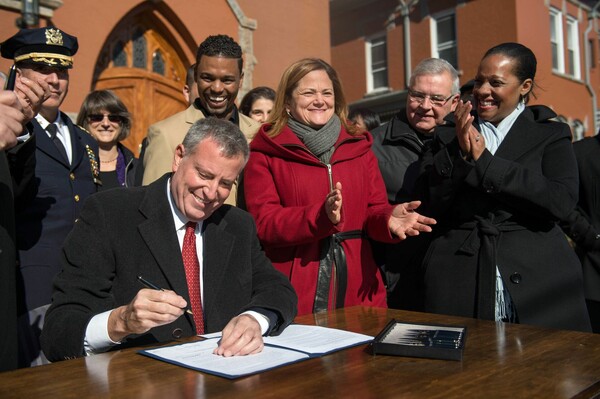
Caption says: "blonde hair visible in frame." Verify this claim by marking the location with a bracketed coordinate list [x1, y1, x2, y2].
[267, 58, 356, 137]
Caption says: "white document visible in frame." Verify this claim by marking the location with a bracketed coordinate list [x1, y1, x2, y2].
[141, 324, 373, 379]
[264, 324, 373, 355]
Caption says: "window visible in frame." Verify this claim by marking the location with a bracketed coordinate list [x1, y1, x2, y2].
[566, 16, 581, 79]
[132, 29, 147, 69]
[431, 12, 458, 68]
[366, 35, 388, 92]
[152, 50, 165, 75]
[112, 41, 127, 67]
[550, 7, 565, 73]
[572, 120, 585, 141]
[588, 39, 596, 69]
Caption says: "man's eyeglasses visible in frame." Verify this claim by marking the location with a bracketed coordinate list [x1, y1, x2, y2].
[88, 114, 123, 124]
[408, 89, 455, 107]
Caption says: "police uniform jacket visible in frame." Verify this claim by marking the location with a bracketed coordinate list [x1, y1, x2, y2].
[16, 114, 99, 313]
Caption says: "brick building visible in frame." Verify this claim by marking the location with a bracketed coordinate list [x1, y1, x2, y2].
[0, 0, 330, 153]
[331, 0, 600, 139]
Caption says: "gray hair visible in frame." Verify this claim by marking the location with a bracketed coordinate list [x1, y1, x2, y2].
[410, 58, 460, 95]
[182, 117, 249, 165]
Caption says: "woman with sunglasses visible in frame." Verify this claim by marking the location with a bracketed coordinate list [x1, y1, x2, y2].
[418, 43, 591, 332]
[77, 90, 138, 190]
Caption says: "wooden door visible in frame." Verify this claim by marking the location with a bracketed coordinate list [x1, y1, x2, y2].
[94, 23, 188, 156]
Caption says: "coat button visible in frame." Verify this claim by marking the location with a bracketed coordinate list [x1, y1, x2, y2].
[74, 194, 80, 202]
[510, 272, 522, 284]
[172, 328, 183, 339]
[69, 173, 75, 180]
[441, 167, 449, 175]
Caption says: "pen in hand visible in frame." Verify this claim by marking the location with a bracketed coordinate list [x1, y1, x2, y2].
[137, 275, 193, 315]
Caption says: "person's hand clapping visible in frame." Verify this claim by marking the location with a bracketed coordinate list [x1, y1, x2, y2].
[455, 100, 485, 161]
[0, 91, 26, 150]
[325, 182, 343, 225]
[388, 200, 436, 240]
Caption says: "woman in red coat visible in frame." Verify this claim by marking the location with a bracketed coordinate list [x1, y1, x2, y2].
[243, 58, 436, 315]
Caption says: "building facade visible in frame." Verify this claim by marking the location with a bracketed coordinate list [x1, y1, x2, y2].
[0, 0, 330, 153]
[331, 0, 600, 139]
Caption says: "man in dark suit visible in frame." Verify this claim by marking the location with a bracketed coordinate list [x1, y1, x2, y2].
[561, 134, 600, 333]
[1, 27, 100, 366]
[41, 118, 297, 361]
[0, 79, 50, 371]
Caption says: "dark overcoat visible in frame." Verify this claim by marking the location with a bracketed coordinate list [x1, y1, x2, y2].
[0, 134, 36, 371]
[419, 105, 591, 332]
[41, 174, 297, 362]
[561, 135, 600, 303]
[16, 115, 99, 313]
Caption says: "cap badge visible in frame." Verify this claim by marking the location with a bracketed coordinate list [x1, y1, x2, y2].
[45, 28, 64, 46]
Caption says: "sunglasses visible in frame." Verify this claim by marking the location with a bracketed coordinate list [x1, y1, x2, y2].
[88, 114, 123, 124]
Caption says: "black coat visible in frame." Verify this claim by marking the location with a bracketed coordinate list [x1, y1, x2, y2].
[561, 135, 600, 302]
[370, 113, 432, 310]
[0, 134, 36, 371]
[41, 174, 297, 362]
[419, 106, 591, 332]
[97, 143, 139, 191]
[370, 112, 431, 205]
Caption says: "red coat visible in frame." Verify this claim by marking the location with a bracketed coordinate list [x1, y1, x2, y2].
[244, 123, 396, 315]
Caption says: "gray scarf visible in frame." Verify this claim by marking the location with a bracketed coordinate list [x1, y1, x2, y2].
[287, 114, 341, 164]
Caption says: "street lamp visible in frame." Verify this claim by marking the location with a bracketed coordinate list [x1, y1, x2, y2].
[16, 0, 40, 29]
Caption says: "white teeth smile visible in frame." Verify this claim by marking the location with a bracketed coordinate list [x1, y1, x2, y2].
[480, 101, 496, 106]
[193, 194, 209, 204]
[210, 97, 225, 102]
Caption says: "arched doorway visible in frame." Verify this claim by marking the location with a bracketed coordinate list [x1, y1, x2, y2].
[92, 8, 193, 155]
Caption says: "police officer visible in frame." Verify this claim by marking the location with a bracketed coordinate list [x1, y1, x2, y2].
[1, 27, 100, 367]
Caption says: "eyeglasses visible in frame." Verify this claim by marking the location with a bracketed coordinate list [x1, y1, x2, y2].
[88, 114, 123, 124]
[408, 89, 455, 107]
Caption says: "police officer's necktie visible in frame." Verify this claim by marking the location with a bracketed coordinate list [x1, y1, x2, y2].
[46, 123, 69, 164]
[182, 222, 204, 334]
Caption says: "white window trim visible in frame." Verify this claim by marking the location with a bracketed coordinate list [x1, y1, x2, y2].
[550, 7, 565, 74]
[365, 34, 389, 94]
[566, 15, 581, 79]
[430, 10, 457, 67]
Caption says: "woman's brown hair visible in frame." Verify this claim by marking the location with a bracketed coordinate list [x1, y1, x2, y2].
[267, 58, 356, 137]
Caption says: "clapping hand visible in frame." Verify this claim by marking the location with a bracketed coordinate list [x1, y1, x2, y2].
[388, 201, 436, 240]
[455, 100, 485, 161]
[325, 182, 343, 225]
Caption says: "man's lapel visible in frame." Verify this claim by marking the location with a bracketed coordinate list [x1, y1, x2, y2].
[33, 119, 69, 166]
[63, 113, 86, 170]
[201, 211, 235, 311]
[138, 176, 190, 301]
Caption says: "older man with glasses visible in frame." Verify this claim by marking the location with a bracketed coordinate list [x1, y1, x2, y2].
[370, 58, 459, 311]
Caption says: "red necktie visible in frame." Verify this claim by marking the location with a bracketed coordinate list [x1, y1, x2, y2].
[182, 222, 204, 334]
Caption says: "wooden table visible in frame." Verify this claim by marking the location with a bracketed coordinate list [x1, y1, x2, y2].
[1, 306, 600, 398]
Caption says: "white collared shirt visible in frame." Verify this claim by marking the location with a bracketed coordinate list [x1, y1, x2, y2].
[36, 113, 73, 163]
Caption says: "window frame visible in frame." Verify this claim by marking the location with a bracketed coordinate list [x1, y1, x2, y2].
[550, 7, 565, 74]
[430, 10, 458, 69]
[566, 15, 581, 79]
[365, 33, 389, 93]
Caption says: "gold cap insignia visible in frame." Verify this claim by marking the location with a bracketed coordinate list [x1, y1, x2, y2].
[45, 28, 64, 46]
